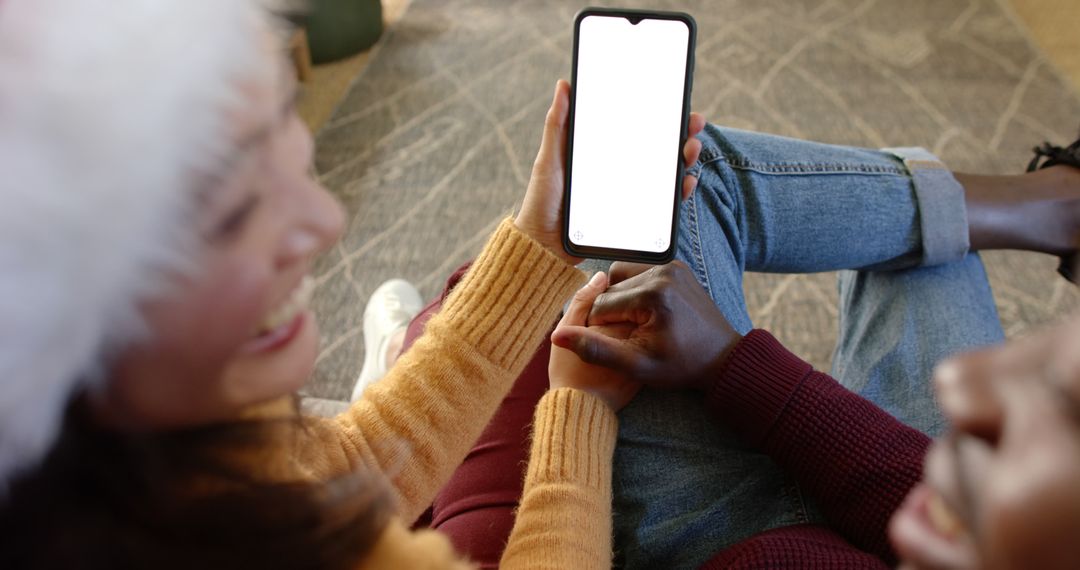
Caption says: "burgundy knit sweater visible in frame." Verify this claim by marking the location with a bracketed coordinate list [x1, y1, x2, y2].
[698, 330, 931, 569]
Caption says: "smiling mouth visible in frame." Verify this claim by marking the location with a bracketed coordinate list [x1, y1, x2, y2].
[892, 483, 977, 569]
[923, 437, 975, 541]
[891, 438, 979, 569]
[256, 276, 314, 337]
[926, 486, 966, 539]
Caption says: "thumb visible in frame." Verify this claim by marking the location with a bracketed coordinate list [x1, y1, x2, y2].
[551, 324, 645, 374]
[537, 80, 570, 162]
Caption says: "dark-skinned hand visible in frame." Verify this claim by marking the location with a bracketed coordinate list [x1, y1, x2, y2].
[551, 260, 743, 392]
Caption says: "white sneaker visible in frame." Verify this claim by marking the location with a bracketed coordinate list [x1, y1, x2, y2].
[352, 278, 423, 402]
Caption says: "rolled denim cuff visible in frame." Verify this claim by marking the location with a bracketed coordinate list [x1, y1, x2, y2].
[882, 147, 969, 267]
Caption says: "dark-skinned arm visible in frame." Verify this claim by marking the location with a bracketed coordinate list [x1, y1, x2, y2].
[707, 329, 929, 565]
[552, 261, 929, 565]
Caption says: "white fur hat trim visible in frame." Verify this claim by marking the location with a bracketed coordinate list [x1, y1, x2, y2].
[0, 0, 273, 490]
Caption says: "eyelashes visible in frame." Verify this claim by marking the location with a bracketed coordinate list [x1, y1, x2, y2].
[207, 90, 298, 242]
[214, 193, 261, 240]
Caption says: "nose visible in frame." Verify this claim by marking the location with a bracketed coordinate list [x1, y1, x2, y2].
[279, 178, 346, 265]
[933, 351, 1004, 445]
[275, 112, 347, 266]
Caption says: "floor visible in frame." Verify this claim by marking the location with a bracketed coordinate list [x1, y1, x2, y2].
[297, 0, 412, 131]
[299, 0, 1080, 133]
[296, 0, 1080, 410]
[1009, 0, 1080, 92]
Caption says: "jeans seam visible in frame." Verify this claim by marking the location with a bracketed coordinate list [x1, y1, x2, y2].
[728, 161, 907, 175]
[698, 146, 724, 166]
[687, 190, 712, 297]
[693, 153, 742, 294]
[790, 481, 813, 524]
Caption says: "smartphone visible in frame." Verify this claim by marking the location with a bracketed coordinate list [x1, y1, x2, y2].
[563, 8, 696, 263]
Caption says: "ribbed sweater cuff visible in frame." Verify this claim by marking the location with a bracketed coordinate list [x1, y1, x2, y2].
[436, 218, 586, 371]
[526, 388, 618, 490]
[707, 329, 813, 446]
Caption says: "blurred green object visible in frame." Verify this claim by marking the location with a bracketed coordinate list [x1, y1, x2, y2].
[307, 0, 383, 64]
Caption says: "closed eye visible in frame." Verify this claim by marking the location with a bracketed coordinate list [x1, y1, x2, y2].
[214, 193, 260, 240]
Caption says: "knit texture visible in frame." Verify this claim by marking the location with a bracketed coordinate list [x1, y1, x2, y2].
[699, 525, 887, 569]
[257, 218, 605, 569]
[501, 388, 619, 569]
[702, 330, 931, 568]
[302, 218, 583, 518]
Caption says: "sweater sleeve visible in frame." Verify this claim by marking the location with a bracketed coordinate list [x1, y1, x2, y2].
[500, 388, 618, 570]
[705, 330, 931, 565]
[295, 219, 587, 524]
[699, 525, 890, 569]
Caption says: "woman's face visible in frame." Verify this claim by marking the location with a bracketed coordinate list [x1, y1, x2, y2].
[891, 315, 1080, 569]
[99, 50, 345, 429]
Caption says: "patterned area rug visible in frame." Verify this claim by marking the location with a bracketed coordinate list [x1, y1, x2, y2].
[304, 0, 1080, 403]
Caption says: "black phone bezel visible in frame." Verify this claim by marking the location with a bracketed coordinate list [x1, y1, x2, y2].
[562, 7, 697, 264]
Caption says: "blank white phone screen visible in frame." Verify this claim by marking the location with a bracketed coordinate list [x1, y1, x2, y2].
[568, 15, 689, 253]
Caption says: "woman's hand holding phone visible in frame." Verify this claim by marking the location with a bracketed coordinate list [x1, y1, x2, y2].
[514, 79, 706, 265]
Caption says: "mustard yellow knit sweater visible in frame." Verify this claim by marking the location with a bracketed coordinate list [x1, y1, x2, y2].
[288, 219, 619, 569]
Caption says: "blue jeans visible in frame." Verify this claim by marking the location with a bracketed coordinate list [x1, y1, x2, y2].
[611, 126, 1006, 569]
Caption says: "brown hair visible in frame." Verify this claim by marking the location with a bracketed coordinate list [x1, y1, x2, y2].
[0, 396, 392, 569]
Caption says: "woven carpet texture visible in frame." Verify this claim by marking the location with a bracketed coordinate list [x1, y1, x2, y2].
[304, 0, 1080, 402]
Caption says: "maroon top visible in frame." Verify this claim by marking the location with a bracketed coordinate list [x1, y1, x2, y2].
[699, 330, 932, 569]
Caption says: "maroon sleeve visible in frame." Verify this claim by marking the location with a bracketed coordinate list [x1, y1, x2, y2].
[705, 330, 931, 565]
[699, 525, 889, 570]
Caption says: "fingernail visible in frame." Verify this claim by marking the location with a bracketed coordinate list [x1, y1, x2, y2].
[933, 360, 960, 387]
[588, 271, 605, 286]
